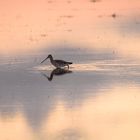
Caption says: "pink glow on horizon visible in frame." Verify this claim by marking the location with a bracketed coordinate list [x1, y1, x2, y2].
[0, 0, 140, 56]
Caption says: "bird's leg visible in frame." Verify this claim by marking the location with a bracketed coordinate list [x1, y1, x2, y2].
[67, 64, 69, 69]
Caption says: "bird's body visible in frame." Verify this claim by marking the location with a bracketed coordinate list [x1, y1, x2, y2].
[41, 54, 72, 69]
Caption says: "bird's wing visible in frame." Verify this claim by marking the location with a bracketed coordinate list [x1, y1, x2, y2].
[55, 60, 72, 64]
[55, 60, 67, 64]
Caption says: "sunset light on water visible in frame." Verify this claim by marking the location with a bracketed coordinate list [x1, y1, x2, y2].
[0, 0, 140, 140]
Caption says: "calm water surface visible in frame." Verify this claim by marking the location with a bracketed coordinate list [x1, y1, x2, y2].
[0, 0, 140, 140]
[0, 51, 140, 140]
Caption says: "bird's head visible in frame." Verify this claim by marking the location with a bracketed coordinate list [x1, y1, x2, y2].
[41, 54, 53, 64]
[47, 54, 52, 59]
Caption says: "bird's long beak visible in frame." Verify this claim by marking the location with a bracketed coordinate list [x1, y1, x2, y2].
[40, 56, 48, 64]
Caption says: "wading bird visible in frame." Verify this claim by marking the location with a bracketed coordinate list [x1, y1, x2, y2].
[41, 54, 73, 69]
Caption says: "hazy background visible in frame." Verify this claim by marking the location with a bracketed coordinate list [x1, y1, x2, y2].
[0, 0, 140, 56]
[0, 0, 140, 140]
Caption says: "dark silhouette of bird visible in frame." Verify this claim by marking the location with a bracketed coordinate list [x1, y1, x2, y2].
[41, 54, 73, 69]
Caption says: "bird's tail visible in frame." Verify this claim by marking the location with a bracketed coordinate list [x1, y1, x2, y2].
[67, 62, 73, 64]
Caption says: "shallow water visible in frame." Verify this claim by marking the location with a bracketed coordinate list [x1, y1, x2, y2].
[0, 0, 140, 140]
[0, 51, 140, 140]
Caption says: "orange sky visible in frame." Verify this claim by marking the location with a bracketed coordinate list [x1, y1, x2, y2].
[0, 0, 140, 56]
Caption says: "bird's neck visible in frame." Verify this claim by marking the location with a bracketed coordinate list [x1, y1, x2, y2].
[49, 56, 53, 63]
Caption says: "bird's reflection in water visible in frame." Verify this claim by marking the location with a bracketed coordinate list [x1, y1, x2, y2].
[41, 68, 72, 81]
